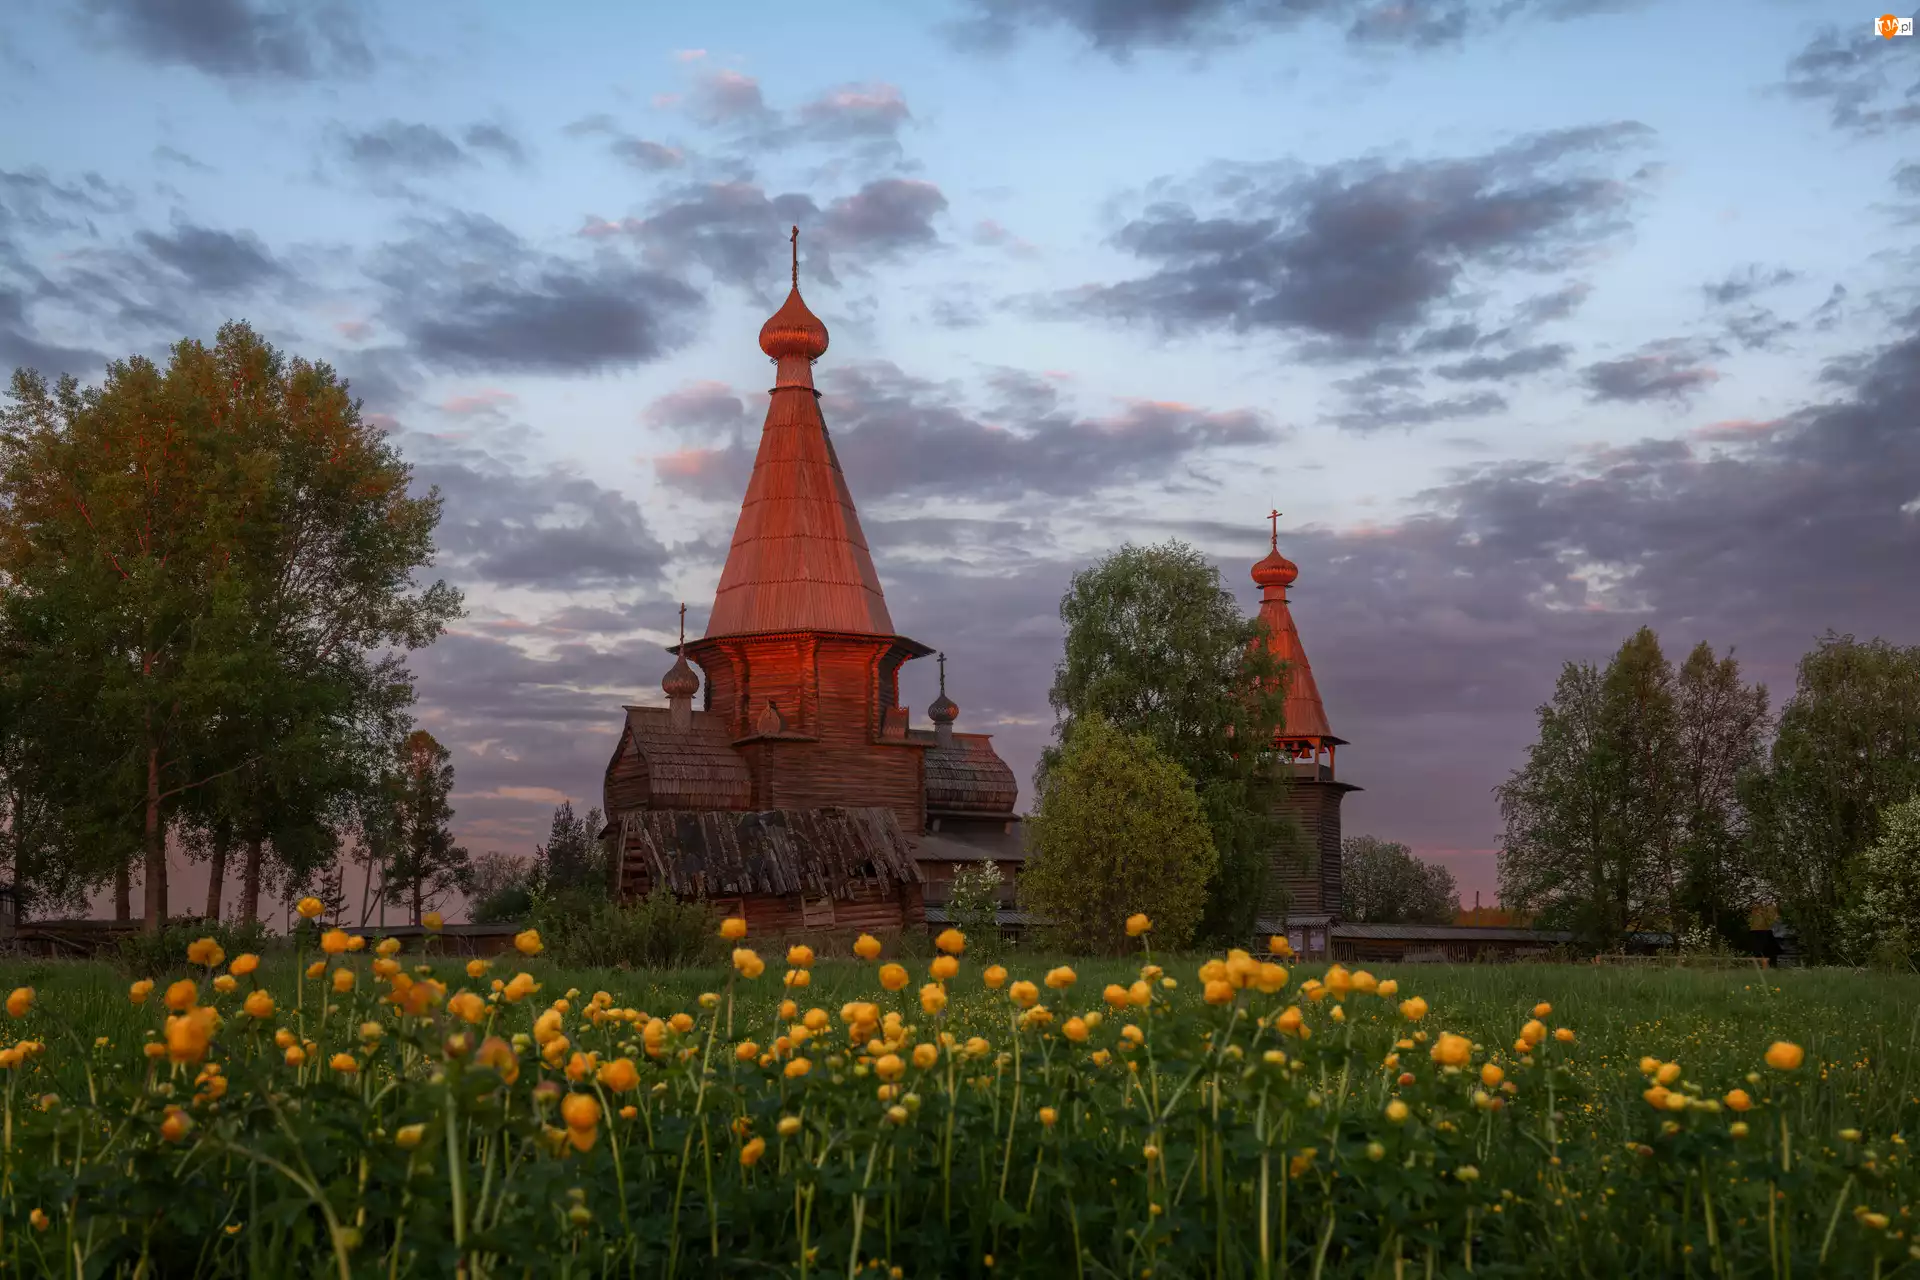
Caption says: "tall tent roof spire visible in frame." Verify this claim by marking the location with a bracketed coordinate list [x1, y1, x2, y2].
[1250, 512, 1335, 746]
[706, 228, 893, 639]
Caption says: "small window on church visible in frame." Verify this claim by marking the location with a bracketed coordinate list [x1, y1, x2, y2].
[802, 896, 836, 929]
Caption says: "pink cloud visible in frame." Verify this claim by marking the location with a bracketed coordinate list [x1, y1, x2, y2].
[673, 48, 706, 62]
[335, 319, 372, 341]
[441, 388, 519, 415]
[1692, 417, 1782, 442]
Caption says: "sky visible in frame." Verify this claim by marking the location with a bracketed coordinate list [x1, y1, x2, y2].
[2, 0, 1918, 914]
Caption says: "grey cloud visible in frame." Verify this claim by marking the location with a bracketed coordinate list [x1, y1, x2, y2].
[152, 145, 213, 172]
[0, 168, 135, 234]
[371, 213, 704, 375]
[1058, 124, 1653, 356]
[1782, 21, 1920, 135]
[79, 0, 372, 80]
[134, 221, 284, 293]
[1327, 386, 1508, 433]
[793, 83, 912, 143]
[1703, 263, 1799, 306]
[1434, 343, 1571, 381]
[611, 139, 686, 171]
[690, 69, 774, 127]
[1723, 308, 1794, 352]
[0, 286, 108, 378]
[1582, 339, 1720, 403]
[1512, 281, 1591, 326]
[463, 123, 527, 165]
[337, 120, 527, 181]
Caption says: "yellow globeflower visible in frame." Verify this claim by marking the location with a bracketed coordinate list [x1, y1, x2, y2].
[165, 1008, 217, 1064]
[375, 938, 402, 958]
[476, 1036, 520, 1084]
[447, 991, 487, 1025]
[983, 965, 1008, 990]
[786, 944, 815, 969]
[919, 983, 948, 1015]
[305, 960, 326, 980]
[331, 969, 355, 994]
[784, 1057, 811, 1079]
[1638, 1056, 1661, 1075]
[1008, 980, 1040, 1009]
[1039, 1106, 1059, 1127]
[1062, 1016, 1090, 1043]
[1519, 1019, 1546, 1046]
[1765, 1041, 1805, 1071]
[853, 933, 882, 960]
[1376, 979, 1398, 997]
[1655, 1061, 1682, 1085]
[129, 980, 155, 1005]
[502, 972, 540, 1003]
[1532, 1002, 1553, 1018]
[186, 937, 225, 968]
[1268, 935, 1294, 957]
[6, 987, 35, 1018]
[740, 1136, 767, 1167]
[875, 1053, 906, 1081]
[1128, 980, 1152, 1008]
[1398, 997, 1429, 1022]
[777, 1115, 802, 1137]
[1480, 1063, 1505, 1088]
[1386, 1099, 1410, 1123]
[295, 897, 324, 920]
[330, 1052, 359, 1074]
[733, 949, 767, 980]
[1103, 983, 1131, 1009]
[164, 980, 198, 1012]
[912, 1042, 940, 1069]
[467, 959, 490, 978]
[1725, 1088, 1752, 1112]
[1429, 1033, 1471, 1068]
[1254, 963, 1289, 994]
[1044, 966, 1077, 990]
[514, 929, 543, 956]
[243, 991, 276, 1020]
[160, 1107, 193, 1143]
[1125, 913, 1152, 937]
[229, 953, 259, 977]
[317, 929, 349, 955]
[719, 917, 748, 941]
[396, 1123, 428, 1149]
[878, 963, 910, 992]
[930, 955, 960, 981]
[1203, 979, 1234, 1006]
[934, 928, 966, 956]
[1553, 1027, 1575, 1044]
[423, 911, 444, 931]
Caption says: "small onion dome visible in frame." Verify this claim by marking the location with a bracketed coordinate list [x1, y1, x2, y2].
[759, 287, 829, 362]
[661, 653, 698, 699]
[928, 689, 959, 726]
[1252, 545, 1298, 590]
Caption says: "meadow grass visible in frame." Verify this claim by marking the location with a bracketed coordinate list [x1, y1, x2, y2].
[3, 941, 1919, 1277]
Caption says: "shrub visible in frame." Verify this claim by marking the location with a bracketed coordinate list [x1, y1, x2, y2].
[531, 885, 724, 969]
[947, 861, 1005, 957]
[112, 917, 275, 976]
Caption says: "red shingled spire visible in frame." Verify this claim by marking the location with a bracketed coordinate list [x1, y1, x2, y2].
[705, 227, 894, 639]
[1252, 510, 1337, 750]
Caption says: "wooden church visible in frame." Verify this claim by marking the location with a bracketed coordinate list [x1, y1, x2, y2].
[600, 231, 1021, 937]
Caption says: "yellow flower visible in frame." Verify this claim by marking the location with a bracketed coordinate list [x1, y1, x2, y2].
[396, 1123, 427, 1149]
[1126, 913, 1152, 937]
[878, 963, 909, 992]
[785, 943, 816, 968]
[912, 1042, 939, 1069]
[853, 933, 882, 960]
[1765, 1041, 1805, 1071]
[599, 1058, 641, 1092]
[165, 1008, 217, 1064]
[733, 948, 767, 980]
[983, 965, 1008, 990]
[316, 929, 348, 955]
[129, 979, 155, 1005]
[1399, 997, 1428, 1022]
[1638, 1055, 1661, 1075]
[514, 929, 543, 956]
[561, 1092, 601, 1135]
[1254, 963, 1289, 994]
[229, 953, 259, 977]
[160, 1107, 192, 1143]
[476, 1036, 520, 1084]
[935, 928, 966, 956]
[1203, 979, 1234, 1006]
[875, 1052, 906, 1081]
[1268, 935, 1294, 957]
[1386, 1099, 1410, 1123]
[331, 968, 355, 994]
[719, 917, 748, 941]
[423, 911, 444, 931]
[1062, 1016, 1090, 1043]
[466, 958, 490, 978]
[920, 983, 948, 1015]
[783, 969, 811, 988]
[296, 897, 324, 920]
[1128, 980, 1152, 1007]
[347, 935, 366, 952]
[330, 1052, 358, 1074]
[1008, 980, 1040, 1009]
[243, 990, 276, 1020]
[930, 955, 960, 981]
[1375, 979, 1398, 997]
[1725, 1088, 1752, 1112]
[29, 1208, 49, 1231]
[305, 960, 326, 979]
[1519, 1019, 1546, 1046]
[374, 937, 402, 958]
[5, 986, 34, 1018]
[1044, 966, 1076, 990]
[740, 1136, 768, 1167]
[784, 1057, 811, 1079]
[1429, 1033, 1471, 1068]
[284, 1045, 307, 1067]
[186, 937, 225, 968]
[447, 991, 487, 1025]
[1656, 1061, 1682, 1085]
[502, 973, 540, 1003]
[164, 979, 198, 1012]
[1553, 1027, 1575, 1044]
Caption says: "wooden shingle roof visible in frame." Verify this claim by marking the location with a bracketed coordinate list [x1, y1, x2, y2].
[619, 806, 923, 899]
[621, 707, 753, 810]
[909, 730, 1018, 814]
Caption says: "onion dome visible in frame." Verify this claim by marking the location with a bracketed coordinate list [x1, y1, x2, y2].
[662, 602, 699, 699]
[758, 226, 829, 362]
[928, 651, 959, 725]
[1252, 509, 1298, 592]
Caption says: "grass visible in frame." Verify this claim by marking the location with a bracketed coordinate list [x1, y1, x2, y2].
[3, 941, 1919, 1277]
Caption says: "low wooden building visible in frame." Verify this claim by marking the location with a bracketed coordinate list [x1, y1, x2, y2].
[601, 232, 1022, 936]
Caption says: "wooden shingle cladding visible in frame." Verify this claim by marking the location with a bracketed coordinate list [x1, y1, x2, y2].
[909, 730, 1018, 816]
[1267, 763, 1357, 917]
[615, 807, 923, 921]
[603, 707, 754, 816]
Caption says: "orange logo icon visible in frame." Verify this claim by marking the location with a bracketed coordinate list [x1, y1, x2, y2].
[1880, 13, 1901, 37]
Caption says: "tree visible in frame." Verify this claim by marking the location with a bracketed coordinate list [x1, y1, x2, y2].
[1837, 794, 1920, 967]
[1046, 540, 1291, 942]
[532, 801, 606, 897]
[1745, 633, 1920, 964]
[947, 860, 1006, 957]
[1341, 836, 1458, 925]
[380, 730, 471, 924]
[467, 851, 535, 924]
[1019, 714, 1217, 953]
[1670, 642, 1769, 945]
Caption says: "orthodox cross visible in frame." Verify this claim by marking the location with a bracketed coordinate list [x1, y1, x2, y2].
[790, 225, 799, 288]
[1269, 508, 1282, 550]
[677, 601, 686, 647]
[937, 651, 947, 695]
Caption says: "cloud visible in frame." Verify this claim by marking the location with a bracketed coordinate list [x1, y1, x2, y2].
[793, 82, 912, 142]
[78, 0, 372, 80]
[611, 138, 686, 171]
[947, 0, 1631, 57]
[335, 120, 528, 183]
[1055, 123, 1653, 357]
[369, 212, 705, 375]
[1702, 263, 1799, 306]
[690, 69, 773, 127]
[134, 221, 284, 293]
[1326, 385, 1509, 433]
[152, 145, 212, 172]
[1582, 339, 1720, 403]
[462, 123, 527, 166]
[0, 286, 108, 377]
[817, 179, 948, 257]
[972, 218, 1039, 256]
[1782, 21, 1920, 135]
[0, 167, 135, 235]
[653, 359, 1283, 503]
[1433, 342, 1572, 381]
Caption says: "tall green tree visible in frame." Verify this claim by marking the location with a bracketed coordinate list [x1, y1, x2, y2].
[380, 729, 471, 924]
[532, 801, 607, 897]
[1745, 633, 1920, 964]
[1670, 642, 1769, 945]
[1341, 836, 1459, 925]
[1020, 714, 1217, 952]
[1836, 793, 1920, 967]
[1046, 540, 1292, 941]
